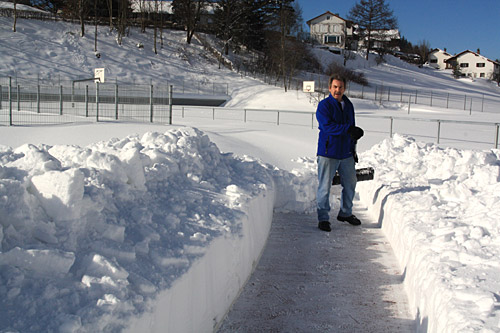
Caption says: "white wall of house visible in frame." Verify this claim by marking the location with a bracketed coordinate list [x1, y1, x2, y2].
[307, 12, 352, 49]
[451, 51, 499, 79]
[428, 49, 452, 70]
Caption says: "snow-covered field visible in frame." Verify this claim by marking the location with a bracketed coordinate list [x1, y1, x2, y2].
[1, 16, 500, 332]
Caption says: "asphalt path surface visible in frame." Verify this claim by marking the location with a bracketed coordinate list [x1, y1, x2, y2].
[218, 204, 415, 332]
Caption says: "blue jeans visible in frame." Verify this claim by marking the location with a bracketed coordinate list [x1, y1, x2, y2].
[317, 155, 356, 222]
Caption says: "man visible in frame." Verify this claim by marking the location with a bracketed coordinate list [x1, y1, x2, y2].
[316, 74, 364, 232]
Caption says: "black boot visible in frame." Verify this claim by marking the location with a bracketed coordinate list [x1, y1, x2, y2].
[318, 221, 331, 232]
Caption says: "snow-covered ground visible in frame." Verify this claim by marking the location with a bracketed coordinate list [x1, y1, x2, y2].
[1, 16, 500, 332]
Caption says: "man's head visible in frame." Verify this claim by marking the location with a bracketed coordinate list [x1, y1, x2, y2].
[329, 74, 347, 102]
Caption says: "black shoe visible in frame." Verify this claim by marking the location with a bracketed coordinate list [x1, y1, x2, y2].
[318, 221, 331, 232]
[337, 214, 361, 226]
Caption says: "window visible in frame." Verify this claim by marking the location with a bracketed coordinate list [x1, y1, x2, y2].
[480, 73, 485, 77]
[477, 63, 485, 67]
[324, 35, 341, 44]
[430, 59, 438, 63]
[460, 63, 469, 68]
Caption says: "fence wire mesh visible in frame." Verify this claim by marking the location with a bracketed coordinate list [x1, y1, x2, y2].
[1, 76, 499, 149]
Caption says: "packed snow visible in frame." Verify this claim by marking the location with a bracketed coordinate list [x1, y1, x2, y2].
[1, 16, 500, 332]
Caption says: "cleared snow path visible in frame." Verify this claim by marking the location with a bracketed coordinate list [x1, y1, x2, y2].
[218, 207, 415, 332]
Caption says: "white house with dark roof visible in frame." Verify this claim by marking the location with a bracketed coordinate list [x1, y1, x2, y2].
[445, 49, 500, 79]
[306, 11, 354, 50]
[428, 48, 453, 70]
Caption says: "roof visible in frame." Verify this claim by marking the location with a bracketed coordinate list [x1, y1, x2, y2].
[429, 48, 452, 57]
[445, 50, 500, 65]
[306, 11, 348, 26]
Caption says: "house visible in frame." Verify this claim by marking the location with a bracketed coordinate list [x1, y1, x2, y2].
[306, 11, 354, 50]
[445, 49, 500, 79]
[428, 48, 452, 70]
[355, 29, 400, 53]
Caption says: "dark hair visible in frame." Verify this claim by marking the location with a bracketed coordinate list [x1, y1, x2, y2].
[329, 74, 347, 87]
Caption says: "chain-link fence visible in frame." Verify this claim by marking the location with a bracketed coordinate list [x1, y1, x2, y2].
[1, 76, 499, 149]
[0, 76, 230, 126]
[236, 68, 500, 115]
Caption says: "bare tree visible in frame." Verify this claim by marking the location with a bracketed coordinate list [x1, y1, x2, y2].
[77, 0, 91, 36]
[416, 39, 431, 64]
[172, 0, 208, 44]
[105, 0, 113, 31]
[348, 0, 398, 60]
[116, 0, 129, 45]
[268, 0, 301, 91]
[94, 0, 98, 52]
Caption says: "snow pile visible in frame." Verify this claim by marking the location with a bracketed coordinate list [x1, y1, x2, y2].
[0, 127, 293, 332]
[356, 134, 500, 332]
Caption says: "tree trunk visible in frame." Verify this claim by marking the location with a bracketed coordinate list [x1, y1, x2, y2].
[12, 0, 17, 32]
[106, 0, 113, 31]
[94, 0, 98, 52]
[79, 0, 85, 37]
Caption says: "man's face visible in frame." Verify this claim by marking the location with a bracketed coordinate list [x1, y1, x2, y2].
[329, 79, 345, 102]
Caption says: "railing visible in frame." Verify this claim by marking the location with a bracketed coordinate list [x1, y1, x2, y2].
[1, 79, 499, 149]
[176, 106, 500, 149]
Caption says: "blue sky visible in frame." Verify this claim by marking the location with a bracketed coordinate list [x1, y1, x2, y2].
[297, 0, 500, 61]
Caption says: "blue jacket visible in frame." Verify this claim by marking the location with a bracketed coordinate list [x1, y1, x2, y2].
[316, 94, 356, 159]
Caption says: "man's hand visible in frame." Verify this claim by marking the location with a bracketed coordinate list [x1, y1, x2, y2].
[347, 126, 364, 141]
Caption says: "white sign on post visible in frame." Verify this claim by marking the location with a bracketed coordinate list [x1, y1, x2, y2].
[94, 68, 105, 83]
[303, 81, 315, 93]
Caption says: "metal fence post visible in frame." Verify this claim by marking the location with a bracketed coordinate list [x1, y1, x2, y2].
[390, 117, 393, 138]
[115, 84, 118, 120]
[9, 77, 12, 125]
[244, 109, 247, 122]
[37, 85, 40, 113]
[437, 120, 441, 144]
[169, 85, 173, 125]
[481, 94, 484, 112]
[430, 90, 433, 107]
[59, 85, 63, 115]
[212, 107, 215, 120]
[85, 85, 89, 117]
[464, 95, 467, 110]
[149, 84, 154, 123]
[495, 123, 499, 149]
[408, 95, 411, 114]
[415, 90, 418, 104]
[469, 98, 473, 115]
[96, 82, 99, 122]
[17, 84, 20, 111]
[277, 111, 280, 125]
[447, 93, 449, 109]
[0, 85, 2, 110]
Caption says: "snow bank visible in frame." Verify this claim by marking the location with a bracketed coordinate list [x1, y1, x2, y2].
[0, 127, 287, 332]
[356, 134, 500, 333]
